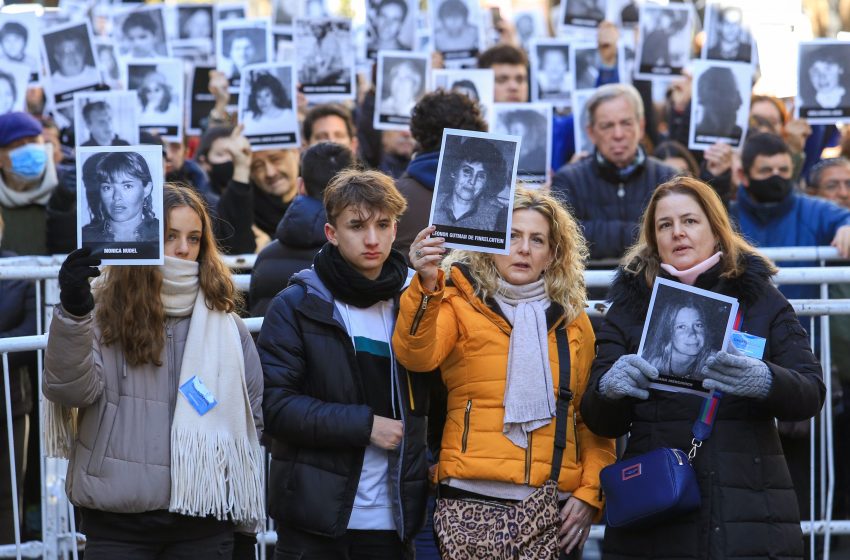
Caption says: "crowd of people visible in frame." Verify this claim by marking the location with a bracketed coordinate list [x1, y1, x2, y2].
[0, 1, 849, 559]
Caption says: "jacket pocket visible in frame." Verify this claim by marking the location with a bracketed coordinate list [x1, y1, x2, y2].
[87, 400, 118, 477]
[462, 400, 472, 453]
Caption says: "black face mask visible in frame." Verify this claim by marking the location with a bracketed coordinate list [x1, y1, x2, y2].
[746, 174, 793, 203]
[209, 161, 234, 194]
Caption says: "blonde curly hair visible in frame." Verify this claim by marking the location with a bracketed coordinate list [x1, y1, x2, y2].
[441, 188, 588, 323]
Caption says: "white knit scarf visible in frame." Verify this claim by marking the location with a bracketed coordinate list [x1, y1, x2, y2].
[44, 257, 264, 525]
[161, 256, 264, 525]
[493, 278, 556, 449]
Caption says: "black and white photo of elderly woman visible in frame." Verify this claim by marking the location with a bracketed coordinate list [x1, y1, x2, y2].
[244, 70, 297, 134]
[432, 135, 509, 232]
[643, 298, 715, 379]
[81, 151, 159, 244]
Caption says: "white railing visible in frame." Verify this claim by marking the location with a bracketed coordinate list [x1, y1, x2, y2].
[0, 247, 848, 559]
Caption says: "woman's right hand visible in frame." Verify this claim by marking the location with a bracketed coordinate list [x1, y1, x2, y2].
[409, 226, 445, 292]
[598, 354, 658, 400]
[58, 248, 101, 317]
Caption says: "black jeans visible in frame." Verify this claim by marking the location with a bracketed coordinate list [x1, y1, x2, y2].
[0, 415, 28, 544]
[274, 526, 406, 560]
[83, 530, 234, 559]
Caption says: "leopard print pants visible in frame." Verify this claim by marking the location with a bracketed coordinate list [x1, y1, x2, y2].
[433, 479, 561, 559]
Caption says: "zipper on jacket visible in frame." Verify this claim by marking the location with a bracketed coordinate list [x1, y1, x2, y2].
[524, 431, 533, 484]
[409, 294, 431, 336]
[573, 410, 579, 463]
[166, 324, 176, 427]
[406, 372, 415, 412]
[617, 182, 625, 198]
[461, 400, 472, 453]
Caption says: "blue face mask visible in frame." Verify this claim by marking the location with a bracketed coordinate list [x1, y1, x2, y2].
[8, 143, 47, 179]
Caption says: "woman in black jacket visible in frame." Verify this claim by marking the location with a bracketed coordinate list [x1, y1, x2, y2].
[581, 176, 825, 559]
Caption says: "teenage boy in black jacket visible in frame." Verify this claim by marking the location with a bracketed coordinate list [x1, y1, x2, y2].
[258, 170, 428, 559]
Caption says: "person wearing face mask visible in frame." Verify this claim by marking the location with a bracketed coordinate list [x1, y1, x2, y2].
[581, 176, 823, 559]
[43, 183, 264, 558]
[730, 132, 850, 304]
[0, 111, 58, 255]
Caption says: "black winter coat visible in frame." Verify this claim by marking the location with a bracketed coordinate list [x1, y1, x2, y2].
[257, 269, 429, 541]
[248, 195, 326, 317]
[0, 250, 35, 420]
[551, 152, 676, 260]
[581, 255, 824, 560]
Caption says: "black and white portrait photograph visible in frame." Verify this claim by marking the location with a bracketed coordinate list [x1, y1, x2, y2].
[215, 3, 248, 23]
[274, 31, 295, 62]
[374, 50, 429, 130]
[430, 0, 481, 64]
[571, 88, 595, 154]
[796, 40, 850, 123]
[429, 128, 520, 254]
[126, 59, 184, 141]
[490, 102, 552, 183]
[702, 2, 754, 64]
[216, 19, 271, 89]
[635, 3, 694, 80]
[513, 10, 546, 53]
[238, 63, 300, 149]
[571, 42, 600, 90]
[366, 0, 416, 59]
[530, 39, 572, 105]
[74, 91, 139, 148]
[560, 0, 607, 30]
[639, 278, 739, 396]
[295, 17, 355, 100]
[112, 5, 171, 59]
[95, 39, 123, 90]
[174, 4, 214, 61]
[76, 145, 165, 265]
[689, 60, 751, 150]
[273, 0, 295, 27]
[0, 62, 29, 116]
[41, 21, 101, 105]
[433, 68, 494, 122]
[0, 14, 41, 83]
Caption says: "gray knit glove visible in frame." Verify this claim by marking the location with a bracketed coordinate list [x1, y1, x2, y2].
[598, 354, 659, 400]
[702, 351, 773, 399]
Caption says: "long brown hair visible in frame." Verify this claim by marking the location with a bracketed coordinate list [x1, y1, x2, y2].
[95, 183, 240, 366]
[622, 176, 776, 287]
[442, 188, 588, 323]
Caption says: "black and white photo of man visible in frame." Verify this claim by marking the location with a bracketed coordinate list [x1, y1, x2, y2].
[76, 145, 165, 264]
[703, 3, 753, 64]
[513, 10, 543, 53]
[42, 21, 101, 103]
[295, 18, 354, 100]
[572, 88, 595, 154]
[561, 0, 606, 29]
[0, 15, 40, 82]
[217, 21, 270, 88]
[0, 64, 28, 115]
[689, 60, 751, 150]
[531, 40, 571, 104]
[433, 68, 494, 120]
[429, 130, 520, 253]
[431, 0, 480, 62]
[572, 43, 600, 89]
[74, 92, 139, 148]
[491, 103, 551, 181]
[635, 3, 693, 79]
[113, 7, 170, 59]
[367, 0, 415, 58]
[797, 41, 850, 122]
[375, 51, 428, 129]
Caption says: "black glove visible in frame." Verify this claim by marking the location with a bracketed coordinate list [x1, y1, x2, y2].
[58, 248, 101, 317]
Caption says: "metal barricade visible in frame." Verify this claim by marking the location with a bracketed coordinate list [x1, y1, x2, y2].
[0, 248, 849, 559]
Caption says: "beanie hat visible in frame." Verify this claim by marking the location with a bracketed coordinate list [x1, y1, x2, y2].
[0, 112, 43, 147]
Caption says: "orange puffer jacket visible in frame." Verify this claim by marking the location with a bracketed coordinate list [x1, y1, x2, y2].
[392, 266, 615, 511]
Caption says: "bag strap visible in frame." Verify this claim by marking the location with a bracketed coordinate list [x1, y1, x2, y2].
[687, 309, 739, 462]
[549, 324, 572, 481]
